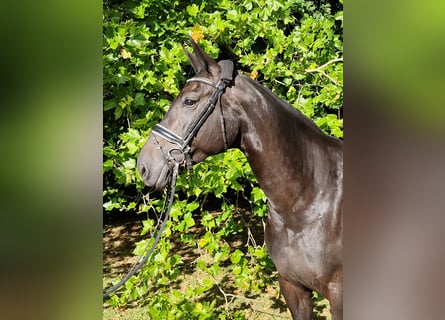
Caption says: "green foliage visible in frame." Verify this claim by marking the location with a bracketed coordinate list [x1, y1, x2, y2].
[103, 0, 342, 317]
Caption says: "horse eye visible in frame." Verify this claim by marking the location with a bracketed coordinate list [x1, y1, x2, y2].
[183, 98, 197, 107]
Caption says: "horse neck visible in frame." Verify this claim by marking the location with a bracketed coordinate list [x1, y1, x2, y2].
[231, 75, 342, 211]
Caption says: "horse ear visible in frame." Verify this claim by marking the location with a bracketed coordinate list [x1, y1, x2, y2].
[183, 36, 220, 75]
[182, 43, 201, 73]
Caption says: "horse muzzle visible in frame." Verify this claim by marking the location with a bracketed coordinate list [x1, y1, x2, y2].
[137, 154, 170, 190]
[137, 135, 175, 190]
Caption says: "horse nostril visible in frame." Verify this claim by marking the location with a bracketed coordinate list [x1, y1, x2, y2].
[138, 162, 148, 179]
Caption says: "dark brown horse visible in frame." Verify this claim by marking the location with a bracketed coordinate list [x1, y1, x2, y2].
[137, 38, 343, 320]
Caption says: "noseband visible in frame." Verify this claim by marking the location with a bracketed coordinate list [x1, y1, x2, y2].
[151, 60, 234, 171]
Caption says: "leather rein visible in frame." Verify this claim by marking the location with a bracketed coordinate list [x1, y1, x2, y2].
[103, 60, 234, 300]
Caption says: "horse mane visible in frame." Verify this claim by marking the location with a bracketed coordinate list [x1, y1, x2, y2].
[237, 73, 331, 140]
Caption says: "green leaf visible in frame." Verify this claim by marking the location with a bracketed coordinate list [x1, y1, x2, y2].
[186, 4, 199, 17]
[196, 259, 207, 271]
[123, 158, 135, 169]
[104, 99, 117, 111]
[251, 187, 266, 203]
[103, 159, 113, 170]
[227, 10, 238, 20]
[230, 249, 244, 264]
[184, 212, 195, 228]
[134, 92, 146, 106]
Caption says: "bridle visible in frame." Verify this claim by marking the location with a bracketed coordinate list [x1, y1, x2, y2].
[103, 60, 234, 300]
[151, 60, 234, 171]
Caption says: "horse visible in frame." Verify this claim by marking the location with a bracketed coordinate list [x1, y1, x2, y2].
[137, 38, 343, 320]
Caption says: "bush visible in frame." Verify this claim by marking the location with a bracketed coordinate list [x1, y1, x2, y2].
[103, 0, 342, 317]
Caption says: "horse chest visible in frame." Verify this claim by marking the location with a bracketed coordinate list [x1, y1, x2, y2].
[265, 212, 329, 289]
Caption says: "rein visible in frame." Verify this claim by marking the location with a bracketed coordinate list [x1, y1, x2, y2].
[103, 162, 180, 300]
[103, 60, 234, 300]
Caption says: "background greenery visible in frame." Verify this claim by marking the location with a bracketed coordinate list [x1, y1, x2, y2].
[103, 0, 342, 318]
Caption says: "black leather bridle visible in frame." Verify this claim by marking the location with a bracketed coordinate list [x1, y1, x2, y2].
[103, 60, 235, 301]
[151, 60, 234, 170]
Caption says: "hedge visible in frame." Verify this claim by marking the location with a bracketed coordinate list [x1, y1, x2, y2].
[103, 0, 342, 317]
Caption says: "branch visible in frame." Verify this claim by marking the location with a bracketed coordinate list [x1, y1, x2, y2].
[305, 57, 343, 73]
[305, 57, 343, 86]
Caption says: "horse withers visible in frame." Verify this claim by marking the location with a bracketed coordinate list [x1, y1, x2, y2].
[137, 38, 343, 320]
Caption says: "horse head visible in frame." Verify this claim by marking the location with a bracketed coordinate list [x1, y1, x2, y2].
[137, 38, 238, 189]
